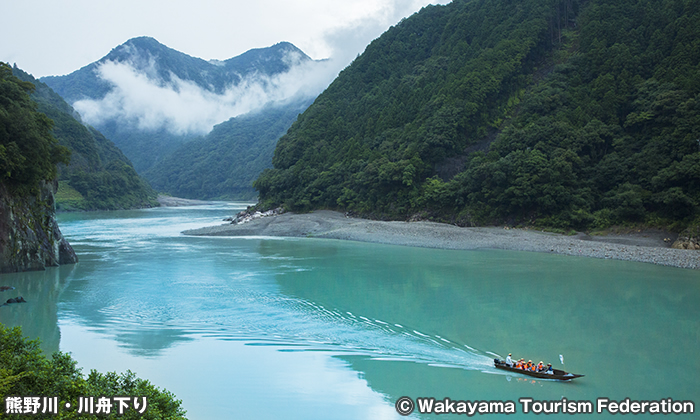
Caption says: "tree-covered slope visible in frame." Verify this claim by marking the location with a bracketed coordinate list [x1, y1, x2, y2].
[144, 98, 313, 200]
[1, 64, 69, 193]
[255, 0, 700, 231]
[12, 66, 157, 211]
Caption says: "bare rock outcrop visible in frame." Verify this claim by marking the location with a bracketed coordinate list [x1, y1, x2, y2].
[225, 207, 285, 225]
[671, 226, 700, 250]
[0, 180, 78, 273]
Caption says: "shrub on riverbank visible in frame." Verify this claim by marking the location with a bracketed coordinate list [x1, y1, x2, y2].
[0, 325, 187, 419]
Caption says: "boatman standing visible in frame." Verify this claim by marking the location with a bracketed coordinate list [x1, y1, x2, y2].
[505, 353, 513, 367]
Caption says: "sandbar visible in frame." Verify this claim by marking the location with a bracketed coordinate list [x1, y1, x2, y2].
[183, 210, 699, 269]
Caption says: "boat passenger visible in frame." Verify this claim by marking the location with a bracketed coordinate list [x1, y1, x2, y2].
[537, 362, 544, 372]
[526, 360, 533, 370]
[545, 363, 554, 374]
[516, 358, 525, 369]
[505, 353, 513, 367]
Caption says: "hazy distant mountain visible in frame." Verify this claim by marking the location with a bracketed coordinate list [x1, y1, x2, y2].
[144, 97, 314, 201]
[40, 37, 324, 178]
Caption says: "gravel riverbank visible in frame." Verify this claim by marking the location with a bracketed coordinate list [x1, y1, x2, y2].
[157, 195, 214, 207]
[183, 210, 700, 270]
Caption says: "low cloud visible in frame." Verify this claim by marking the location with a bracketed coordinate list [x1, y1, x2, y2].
[74, 53, 332, 136]
[73, 0, 449, 137]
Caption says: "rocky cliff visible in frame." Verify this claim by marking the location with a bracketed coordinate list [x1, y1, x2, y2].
[0, 181, 77, 273]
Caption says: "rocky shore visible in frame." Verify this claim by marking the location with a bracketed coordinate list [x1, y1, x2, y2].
[0, 180, 78, 273]
[183, 210, 699, 270]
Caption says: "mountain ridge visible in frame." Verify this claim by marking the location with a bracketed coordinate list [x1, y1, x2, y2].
[41, 37, 311, 102]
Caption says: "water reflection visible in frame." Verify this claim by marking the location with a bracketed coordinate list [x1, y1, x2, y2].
[0, 263, 76, 355]
[52, 204, 250, 355]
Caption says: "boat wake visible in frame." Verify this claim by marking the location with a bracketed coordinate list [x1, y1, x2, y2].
[78, 271, 496, 373]
[190, 290, 496, 374]
[59, 209, 496, 374]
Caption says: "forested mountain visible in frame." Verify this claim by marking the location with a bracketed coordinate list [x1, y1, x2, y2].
[1, 62, 77, 272]
[12, 66, 157, 210]
[255, 0, 700, 231]
[41, 37, 319, 175]
[144, 97, 313, 200]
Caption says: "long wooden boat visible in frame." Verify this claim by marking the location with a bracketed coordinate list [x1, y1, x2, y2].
[494, 359, 584, 380]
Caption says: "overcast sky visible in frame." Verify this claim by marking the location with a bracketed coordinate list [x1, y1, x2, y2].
[2, 0, 450, 78]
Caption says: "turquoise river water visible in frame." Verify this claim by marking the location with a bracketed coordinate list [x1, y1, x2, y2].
[1, 204, 698, 419]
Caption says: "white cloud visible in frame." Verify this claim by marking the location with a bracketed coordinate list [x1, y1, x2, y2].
[310, 0, 449, 61]
[73, 53, 334, 136]
[70, 0, 451, 137]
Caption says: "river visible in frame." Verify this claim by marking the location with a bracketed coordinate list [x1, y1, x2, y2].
[1, 204, 698, 419]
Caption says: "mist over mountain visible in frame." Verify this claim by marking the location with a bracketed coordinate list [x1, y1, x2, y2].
[41, 37, 332, 174]
[144, 97, 314, 200]
[44, 37, 311, 100]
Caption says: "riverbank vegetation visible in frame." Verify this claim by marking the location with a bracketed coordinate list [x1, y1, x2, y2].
[254, 0, 700, 233]
[0, 325, 187, 419]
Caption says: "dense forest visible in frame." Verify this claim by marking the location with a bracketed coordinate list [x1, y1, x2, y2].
[0, 63, 69, 194]
[144, 98, 313, 200]
[255, 0, 700, 232]
[11, 66, 157, 211]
